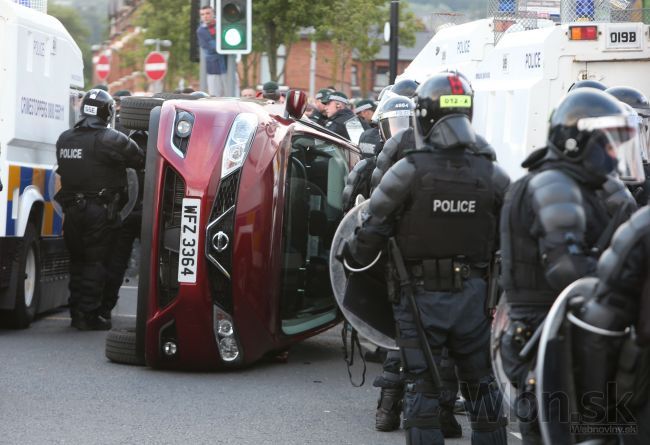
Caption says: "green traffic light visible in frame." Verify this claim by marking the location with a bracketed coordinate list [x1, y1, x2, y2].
[224, 28, 243, 47]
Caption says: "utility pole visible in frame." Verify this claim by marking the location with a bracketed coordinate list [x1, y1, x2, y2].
[389, 0, 399, 84]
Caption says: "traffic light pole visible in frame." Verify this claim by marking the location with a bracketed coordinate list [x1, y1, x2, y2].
[389, 0, 399, 85]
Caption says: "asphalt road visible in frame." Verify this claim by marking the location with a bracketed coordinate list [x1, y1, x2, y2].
[0, 285, 523, 445]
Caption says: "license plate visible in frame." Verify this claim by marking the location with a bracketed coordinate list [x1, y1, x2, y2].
[177, 198, 201, 283]
[604, 23, 642, 51]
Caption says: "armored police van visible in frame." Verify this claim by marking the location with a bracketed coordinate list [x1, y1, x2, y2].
[401, 1, 650, 179]
[0, 0, 84, 327]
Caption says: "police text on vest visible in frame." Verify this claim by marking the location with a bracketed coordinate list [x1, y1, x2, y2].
[433, 199, 476, 213]
[59, 148, 83, 159]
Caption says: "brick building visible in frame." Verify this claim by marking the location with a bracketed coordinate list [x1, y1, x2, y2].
[241, 31, 432, 100]
[95, 0, 432, 98]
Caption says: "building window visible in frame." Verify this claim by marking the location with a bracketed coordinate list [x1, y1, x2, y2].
[374, 66, 390, 91]
[351, 65, 358, 87]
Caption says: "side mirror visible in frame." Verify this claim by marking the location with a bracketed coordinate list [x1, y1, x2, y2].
[284, 89, 308, 120]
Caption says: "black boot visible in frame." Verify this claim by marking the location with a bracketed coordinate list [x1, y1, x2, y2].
[376, 387, 403, 431]
[74, 312, 112, 331]
[439, 404, 462, 438]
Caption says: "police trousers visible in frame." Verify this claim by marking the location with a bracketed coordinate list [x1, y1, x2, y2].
[102, 210, 141, 312]
[499, 306, 546, 445]
[63, 201, 118, 314]
[394, 278, 507, 445]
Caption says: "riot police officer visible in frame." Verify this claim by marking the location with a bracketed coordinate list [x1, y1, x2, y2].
[568, 79, 607, 91]
[342, 72, 510, 445]
[499, 88, 638, 444]
[55, 89, 144, 330]
[324, 91, 364, 142]
[547, 205, 650, 445]
[341, 95, 415, 212]
[606, 86, 650, 206]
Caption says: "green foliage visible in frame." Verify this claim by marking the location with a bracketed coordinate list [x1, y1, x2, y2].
[48, 3, 93, 85]
[137, 0, 199, 90]
[250, 0, 329, 81]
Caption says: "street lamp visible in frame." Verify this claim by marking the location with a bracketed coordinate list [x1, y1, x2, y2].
[144, 38, 172, 52]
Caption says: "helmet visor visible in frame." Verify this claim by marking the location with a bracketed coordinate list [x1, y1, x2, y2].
[578, 115, 645, 184]
[371, 90, 399, 125]
[379, 110, 413, 141]
[635, 113, 650, 162]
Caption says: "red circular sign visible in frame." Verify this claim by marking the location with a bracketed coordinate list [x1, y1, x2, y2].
[95, 54, 110, 81]
[144, 51, 168, 81]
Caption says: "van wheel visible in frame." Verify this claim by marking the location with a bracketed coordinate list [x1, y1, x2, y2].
[1, 224, 41, 329]
[119, 97, 164, 131]
[105, 328, 146, 366]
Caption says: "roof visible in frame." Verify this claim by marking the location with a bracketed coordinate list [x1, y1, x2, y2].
[373, 31, 434, 61]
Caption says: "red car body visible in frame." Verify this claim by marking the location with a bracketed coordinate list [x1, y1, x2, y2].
[135, 97, 360, 370]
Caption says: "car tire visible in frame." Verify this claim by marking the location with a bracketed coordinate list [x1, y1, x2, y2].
[153, 93, 202, 100]
[119, 97, 164, 131]
[105, 328, 146, 366]
[1, 223, 41, 329]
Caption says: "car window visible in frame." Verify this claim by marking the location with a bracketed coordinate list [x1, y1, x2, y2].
[279, 135, 350, 334]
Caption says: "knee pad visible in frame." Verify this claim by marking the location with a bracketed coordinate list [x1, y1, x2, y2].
[373, 371, 403, 389]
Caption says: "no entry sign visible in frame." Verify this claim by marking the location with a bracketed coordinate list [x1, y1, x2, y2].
[144, 51, 168, 81]
[95, 54, 110, 81]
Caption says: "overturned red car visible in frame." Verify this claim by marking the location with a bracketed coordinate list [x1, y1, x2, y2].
[120, 92, 360, 370]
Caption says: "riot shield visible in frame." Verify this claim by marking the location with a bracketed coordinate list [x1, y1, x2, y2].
[490, 297, 518, 410]
[329, 200, 398, 350]
[344, 117, 364, 145]
[536, 277, 599, 445]
[119, 168, 139, 222]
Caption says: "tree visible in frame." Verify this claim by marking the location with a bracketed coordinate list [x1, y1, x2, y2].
[136, 0, 199, 90]
[318, 0, 423, 94]
[250, 0, 330, 82]
[48, 3, 93, 85]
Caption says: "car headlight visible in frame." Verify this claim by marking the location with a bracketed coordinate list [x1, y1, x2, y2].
[221, 112, 258, 178]
[176, 118, 193, 138]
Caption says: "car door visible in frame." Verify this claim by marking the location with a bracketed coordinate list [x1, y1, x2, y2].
[278, 133, 352, 335]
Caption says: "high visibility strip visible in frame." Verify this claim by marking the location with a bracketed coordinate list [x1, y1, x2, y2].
[43, 202, 54, 236]
[33, 167, 46, 195]
[20, 167, 33, 194]
[8, 165, 21, 197]
[53, 210, 63, 235]
[6, 200, 14, 236]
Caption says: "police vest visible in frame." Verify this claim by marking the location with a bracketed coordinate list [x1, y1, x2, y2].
[500, 169, 611, 306]
[395, 149, 497, 263]
[56, 127, 127, 193]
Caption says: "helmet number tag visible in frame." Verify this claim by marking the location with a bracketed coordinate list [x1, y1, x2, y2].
[83, 104, 98, 115]
[440, 95, 472, 108]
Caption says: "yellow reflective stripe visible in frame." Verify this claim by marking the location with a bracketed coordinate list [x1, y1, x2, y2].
[43, 202, 54, 235]
[439, 95, 472, 108]
[8, 165, 21, 198]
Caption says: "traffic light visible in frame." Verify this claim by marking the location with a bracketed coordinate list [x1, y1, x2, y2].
[216, 0, 252, 55]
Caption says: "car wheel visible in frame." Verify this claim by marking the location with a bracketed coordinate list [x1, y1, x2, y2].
[119, 97, 164, 131]
[1, 223, 41, 329]
[105, 328, 146, 366]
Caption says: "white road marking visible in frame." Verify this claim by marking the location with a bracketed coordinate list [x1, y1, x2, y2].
[510, 432, 522, 440]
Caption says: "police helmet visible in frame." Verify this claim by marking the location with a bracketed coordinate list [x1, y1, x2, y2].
[548, 88, 645, 183]
[376, 85, 393, 102]
[568, 79, 607, 92]
[414, 72, 473, 139]
[608, 87, 650, 163]
[605, 86, 650, 117]
[80, 89, 115, 124]
[190, 91, 210, 98]
[378, 96, 415, 141]
[391, 79, 419, 98]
